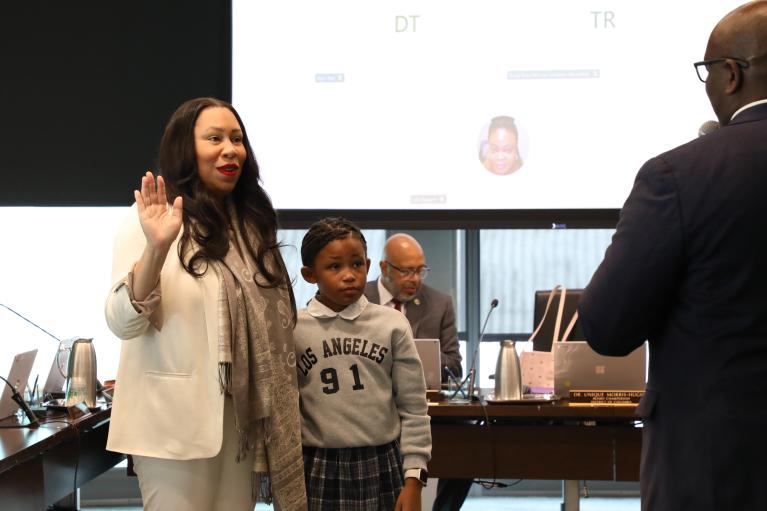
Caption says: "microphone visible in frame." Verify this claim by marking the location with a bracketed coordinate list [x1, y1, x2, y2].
[0, 303, 62, 343]
[461, 299, 500, 400]
[1, 303, 70, 400]
[0, 375, 39, 428]
[698, 120, 720, 137]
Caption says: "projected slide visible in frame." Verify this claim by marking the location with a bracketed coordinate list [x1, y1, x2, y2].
[232, 1, 742, 210]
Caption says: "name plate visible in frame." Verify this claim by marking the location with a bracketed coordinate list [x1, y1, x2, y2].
[568, 389, 644, 407]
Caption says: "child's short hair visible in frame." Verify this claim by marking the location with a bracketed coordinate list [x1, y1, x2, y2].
[301, 217, 367, 267]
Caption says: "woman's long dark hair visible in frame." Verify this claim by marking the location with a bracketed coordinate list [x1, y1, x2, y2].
[158, 97, 296, 319]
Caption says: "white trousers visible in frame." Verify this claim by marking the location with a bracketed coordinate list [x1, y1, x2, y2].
[132, 397, 255, 511]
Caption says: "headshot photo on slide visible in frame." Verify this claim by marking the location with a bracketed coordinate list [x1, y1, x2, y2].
[478, 115, 528, 176]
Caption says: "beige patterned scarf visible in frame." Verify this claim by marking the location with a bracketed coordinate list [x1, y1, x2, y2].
[212, 205, 306, 511]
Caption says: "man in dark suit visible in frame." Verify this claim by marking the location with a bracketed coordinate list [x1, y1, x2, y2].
[364, 233, 468, 511]
[364, 233, 462, 380]
[579, 3, 767, 510]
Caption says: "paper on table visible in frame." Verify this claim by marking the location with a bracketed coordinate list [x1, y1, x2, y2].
[521, 350, 554, 393]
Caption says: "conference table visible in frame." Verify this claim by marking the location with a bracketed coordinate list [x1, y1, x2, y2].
[0, 397, 640, 511]
[0, 406, 124, 511]
[427, 395, 642, 511]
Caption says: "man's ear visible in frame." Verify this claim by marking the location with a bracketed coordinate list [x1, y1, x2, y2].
[725, 59, 744, 94]
[301, 266, 317, 284]
[366, 258, 371, 273]
[379, 260, 387, 275]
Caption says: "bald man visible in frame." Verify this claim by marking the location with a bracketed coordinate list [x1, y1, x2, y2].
[364, 234, 462, 380]
[579, 2, 767, 510]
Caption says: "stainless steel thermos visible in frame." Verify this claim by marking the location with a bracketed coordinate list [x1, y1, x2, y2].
[65, 338, 97, 408]
[494, 340, 523, 400]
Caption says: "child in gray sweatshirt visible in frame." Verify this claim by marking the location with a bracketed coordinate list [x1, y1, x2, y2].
[295, 217, 431, 511]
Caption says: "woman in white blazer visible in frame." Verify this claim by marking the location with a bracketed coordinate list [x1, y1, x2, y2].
[105, 98, 306, 511]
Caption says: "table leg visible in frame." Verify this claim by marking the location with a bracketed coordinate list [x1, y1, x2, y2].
[50, 488, 79, 510]
[561, 480, 580, 511]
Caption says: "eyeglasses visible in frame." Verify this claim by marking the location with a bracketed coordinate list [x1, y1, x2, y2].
[694, 57, 749, 82]
[385, 261, 430, 279]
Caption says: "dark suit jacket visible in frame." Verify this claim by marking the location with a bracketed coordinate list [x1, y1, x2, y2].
[364, 280, 462, 379]
[579, 103, 767, 511]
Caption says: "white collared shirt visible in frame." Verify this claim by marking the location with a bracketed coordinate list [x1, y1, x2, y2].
[377, 276, 407, 315]
[731, 98, 767, 122]
[306, 294, 368, 321]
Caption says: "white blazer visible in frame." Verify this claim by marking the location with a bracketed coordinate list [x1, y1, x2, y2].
[104, 204, 224, 459]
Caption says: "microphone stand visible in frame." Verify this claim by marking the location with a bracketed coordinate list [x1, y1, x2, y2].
[0, 375, 39, 428]
[450, 299, 499, 401]
[0, 303, 62, 343]
[0, 302, 70, 389]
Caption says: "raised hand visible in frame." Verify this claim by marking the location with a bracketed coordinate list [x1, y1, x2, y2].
[134, 171, 183, 253]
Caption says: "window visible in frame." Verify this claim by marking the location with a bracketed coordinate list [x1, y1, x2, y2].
[476, 228, 614, 386]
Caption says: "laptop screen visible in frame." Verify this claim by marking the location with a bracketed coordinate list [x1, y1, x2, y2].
[414, 339, 441, 391]
[0, 349, 38, 420]
[42, 351, 66, 396]
[554, 341, 646, 397]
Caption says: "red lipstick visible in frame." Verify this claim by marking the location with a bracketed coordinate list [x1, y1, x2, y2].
[217, 164, 239, 176]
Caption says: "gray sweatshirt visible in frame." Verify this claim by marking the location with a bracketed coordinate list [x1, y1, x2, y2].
[294, 295, 432, 471]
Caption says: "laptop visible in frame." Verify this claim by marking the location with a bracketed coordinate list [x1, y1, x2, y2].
[414, 339, 442, 390]
[42, 351, 67, 397]
[0, 349, 38, 420]
[554, 341, 646, 397]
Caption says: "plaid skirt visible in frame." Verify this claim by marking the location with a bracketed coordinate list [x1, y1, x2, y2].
[303, 440, 404, 511]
